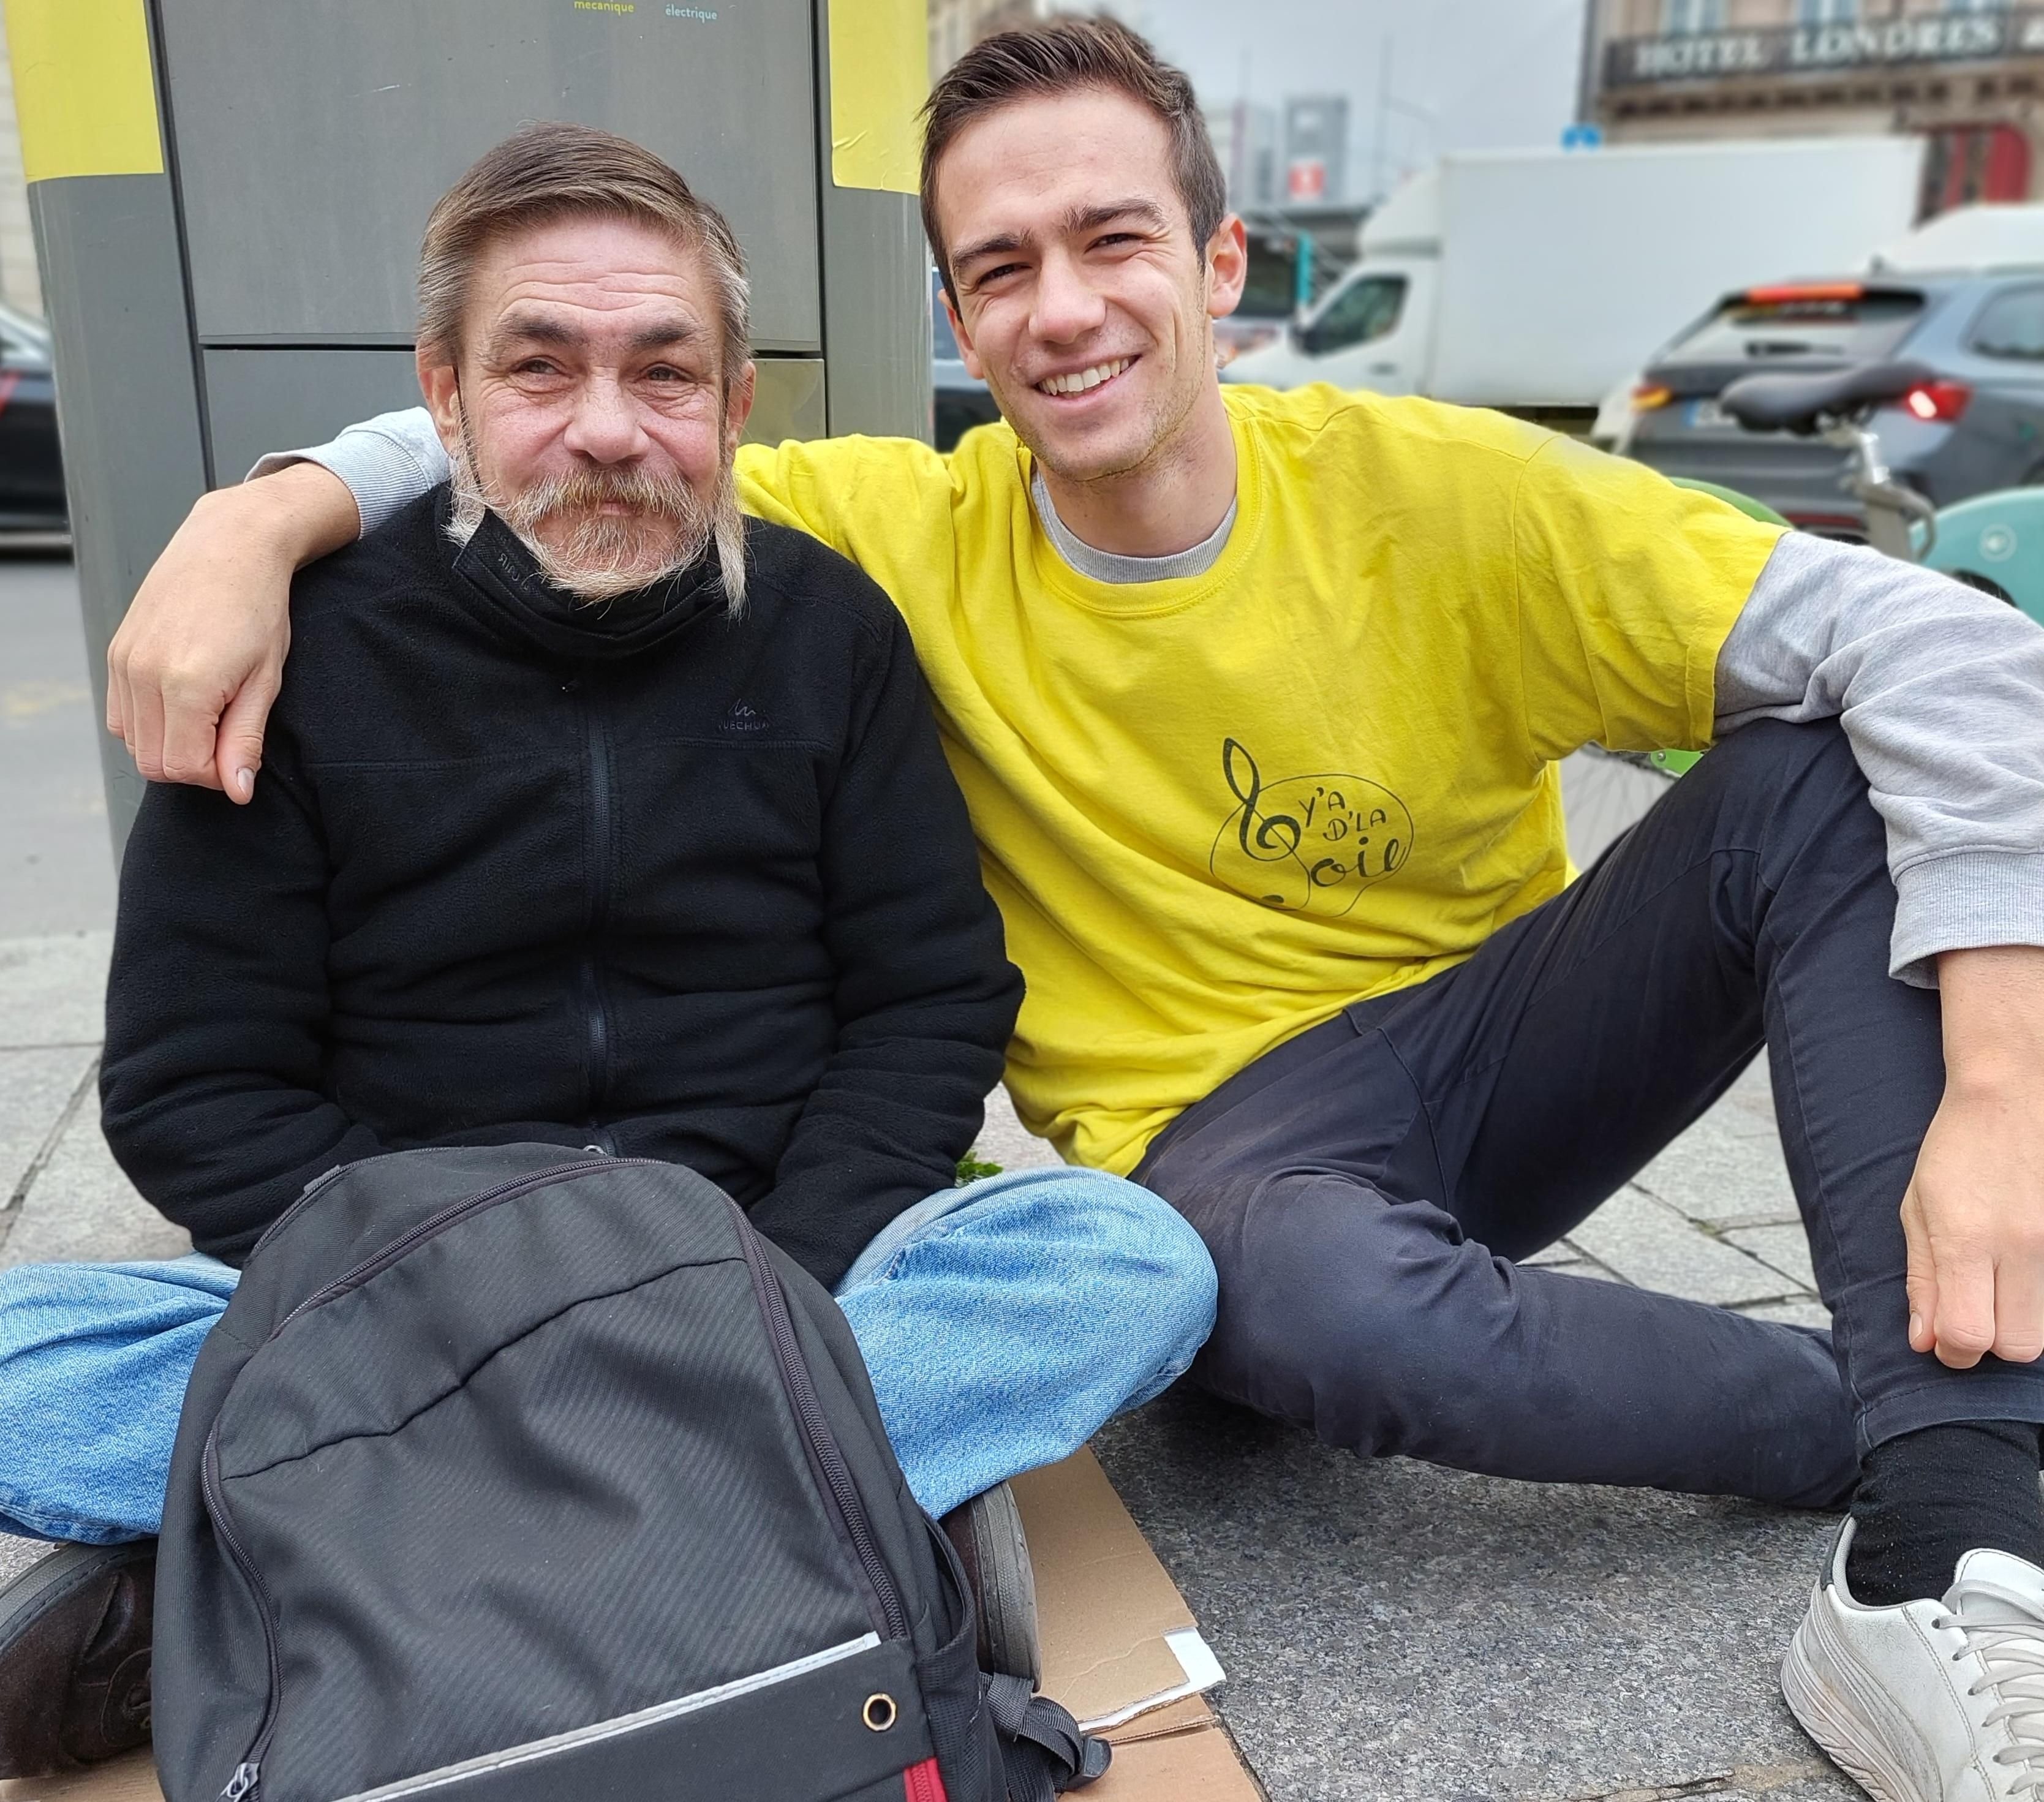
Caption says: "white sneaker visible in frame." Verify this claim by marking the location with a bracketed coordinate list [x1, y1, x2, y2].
[1783, 1519, 2044, 1800]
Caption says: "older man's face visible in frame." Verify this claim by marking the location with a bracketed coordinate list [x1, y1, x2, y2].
[420, 214, 753, 598]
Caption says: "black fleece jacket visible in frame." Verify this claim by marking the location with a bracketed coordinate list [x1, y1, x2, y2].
[101, 490, 1021, 1287]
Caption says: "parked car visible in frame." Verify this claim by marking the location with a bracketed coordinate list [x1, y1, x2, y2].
[0, 301, 65, 535]
[932, 272, 1000, 453]
[1627, 216, 2044, 535]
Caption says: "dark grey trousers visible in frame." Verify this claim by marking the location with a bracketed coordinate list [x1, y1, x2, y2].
[1136, 719, 2044, 1510]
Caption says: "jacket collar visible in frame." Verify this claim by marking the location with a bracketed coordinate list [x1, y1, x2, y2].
[439, 487, 729, 663]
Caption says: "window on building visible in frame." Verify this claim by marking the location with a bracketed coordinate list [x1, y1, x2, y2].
[1921, 124, 2032, 214]
[1796, 0, 1858, 21]
[1970, 286, 2044, 360]
[1662, 0, 1727, 34]
[1945, 0, 2012, 12]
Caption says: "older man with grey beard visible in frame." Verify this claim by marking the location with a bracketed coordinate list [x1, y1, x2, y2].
[0, 122, 1216, 1781]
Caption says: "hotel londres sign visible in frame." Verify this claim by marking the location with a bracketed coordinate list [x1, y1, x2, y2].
[1609, 12, 2044, 86]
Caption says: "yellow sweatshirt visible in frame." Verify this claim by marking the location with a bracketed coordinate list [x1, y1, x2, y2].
[736, 384, 1778, 1174]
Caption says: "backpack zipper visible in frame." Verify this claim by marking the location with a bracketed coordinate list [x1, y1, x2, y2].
[273, 1159, 622, 1334]
[203, 1431, 282, 1802]
[726, 1204, 910, 1645]
[249, 1145, 477, 1262]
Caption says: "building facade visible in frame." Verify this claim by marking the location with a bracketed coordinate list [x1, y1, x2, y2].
[1590, 0, 2044, 213]
[1282, 94, 1351, 203]
[1210, 100, 1280, 209]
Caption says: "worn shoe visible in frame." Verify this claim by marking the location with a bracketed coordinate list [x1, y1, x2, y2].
[1784, 1518, 2044, 1800]
[940, 1481, 1041, 1690]
[0, 1540, 156, 1779]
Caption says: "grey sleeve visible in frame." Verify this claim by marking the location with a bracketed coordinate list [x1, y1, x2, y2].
[1716, 529, 2044, 987]
[244, 407, 450, 536]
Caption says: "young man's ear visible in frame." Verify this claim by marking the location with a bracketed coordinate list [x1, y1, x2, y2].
[1205, 214, 1250, 323]
[723, 360, 758, 459]
[943, 283, 988, 383]
[417, 350, 464, 458]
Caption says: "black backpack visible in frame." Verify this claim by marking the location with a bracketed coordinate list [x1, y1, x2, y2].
[152, 1144, 1110, 1802]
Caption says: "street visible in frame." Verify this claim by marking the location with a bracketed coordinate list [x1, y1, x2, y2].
[0, 554, 115, 940]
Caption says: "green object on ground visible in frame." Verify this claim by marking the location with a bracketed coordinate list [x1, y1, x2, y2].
[957, 1152, 1004, 1185]
[1649, 749, 1703, 776]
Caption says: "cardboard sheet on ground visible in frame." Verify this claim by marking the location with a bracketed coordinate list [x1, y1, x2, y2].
[1011, 1450, 1254, 1800]
[2, 1450, 1250, 1802]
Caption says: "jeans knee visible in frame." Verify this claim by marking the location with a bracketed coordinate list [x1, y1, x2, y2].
[979, 1169, 1217, 1368]
[1195, 1182, 1485, 1434]
[1080, 1175, 1217, 1403]
[1089, 1174, 1218, 1330]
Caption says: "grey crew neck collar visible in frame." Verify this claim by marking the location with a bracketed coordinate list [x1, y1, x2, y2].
[1028, 469, 1237, 585]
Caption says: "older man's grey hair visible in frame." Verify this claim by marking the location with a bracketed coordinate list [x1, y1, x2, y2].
[419, 121, 751, 611]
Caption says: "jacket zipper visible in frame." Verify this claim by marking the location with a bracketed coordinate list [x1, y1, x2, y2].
[579, 685, 614, 1126]
[727, 1203, 910, 1644]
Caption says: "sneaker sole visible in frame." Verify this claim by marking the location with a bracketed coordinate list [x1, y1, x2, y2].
[0, 1544, 150, 1642]
[1780, 1588, 1933, 1802]
[962, 1484, 1041, 1691]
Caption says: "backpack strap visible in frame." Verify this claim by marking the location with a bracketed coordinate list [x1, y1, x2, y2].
[984, 1673, 1113, 1799]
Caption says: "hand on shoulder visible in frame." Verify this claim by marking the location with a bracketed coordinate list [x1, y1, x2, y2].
[108, 461, 359, 799]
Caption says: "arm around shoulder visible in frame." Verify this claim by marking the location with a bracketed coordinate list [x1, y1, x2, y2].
[109, 461, 360, 797]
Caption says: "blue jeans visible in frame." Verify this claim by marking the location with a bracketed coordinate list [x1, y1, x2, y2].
[0, 1167, 1216, 1542]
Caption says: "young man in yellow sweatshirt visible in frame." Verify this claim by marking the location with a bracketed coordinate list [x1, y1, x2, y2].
[91, 18, 2044, 1797]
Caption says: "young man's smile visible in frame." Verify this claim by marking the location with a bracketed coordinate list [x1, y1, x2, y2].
[1034, 355, 1137, 401]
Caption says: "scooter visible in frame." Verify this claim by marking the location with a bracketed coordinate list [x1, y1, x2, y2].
[1718, 358, 2044, 616]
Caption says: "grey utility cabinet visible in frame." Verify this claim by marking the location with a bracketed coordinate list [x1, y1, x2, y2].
[22, 0, 932, 854]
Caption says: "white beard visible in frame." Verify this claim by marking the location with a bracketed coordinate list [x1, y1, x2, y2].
[445, 415, 747, 612]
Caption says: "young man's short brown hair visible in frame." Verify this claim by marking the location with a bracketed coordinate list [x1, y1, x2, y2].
[919, 15, 1228, 307]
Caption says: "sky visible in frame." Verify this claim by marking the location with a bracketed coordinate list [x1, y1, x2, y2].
[1120, 0, 1593, 203]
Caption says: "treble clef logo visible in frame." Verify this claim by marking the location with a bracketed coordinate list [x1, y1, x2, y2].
[1210, 735, 1416, 915]
[1223, 738, 1301, 863]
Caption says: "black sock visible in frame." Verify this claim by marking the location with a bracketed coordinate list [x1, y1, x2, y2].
[1845, 1420, 2044, 1607]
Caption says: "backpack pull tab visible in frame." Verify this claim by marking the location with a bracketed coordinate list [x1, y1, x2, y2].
[221, 1762, 262, 1802]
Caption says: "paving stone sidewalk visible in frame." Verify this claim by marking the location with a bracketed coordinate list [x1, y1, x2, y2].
[0, 927, 1857, 1801]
